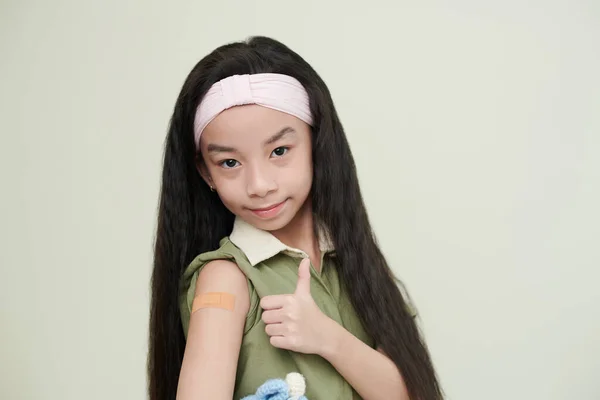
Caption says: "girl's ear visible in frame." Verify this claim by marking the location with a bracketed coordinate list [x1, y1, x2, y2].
[195, 155, 214, 189]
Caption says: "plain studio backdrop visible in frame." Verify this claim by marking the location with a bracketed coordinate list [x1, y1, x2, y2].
[1, 1, 599, 399]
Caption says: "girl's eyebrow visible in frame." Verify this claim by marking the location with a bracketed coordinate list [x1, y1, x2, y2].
[207, 127, 296, 154]
[264, 126, 296, 146]
[207, 143, 237, 154]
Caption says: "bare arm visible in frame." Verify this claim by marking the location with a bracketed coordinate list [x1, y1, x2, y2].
[321, 320, 410, 400]
[176, 260, 249, 400]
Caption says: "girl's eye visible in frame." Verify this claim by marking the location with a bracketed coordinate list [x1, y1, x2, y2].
[271, 147, 288, 157]
[220, 159, 239, 169]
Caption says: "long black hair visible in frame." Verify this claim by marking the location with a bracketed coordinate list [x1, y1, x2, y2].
[149, 36, 443, 400]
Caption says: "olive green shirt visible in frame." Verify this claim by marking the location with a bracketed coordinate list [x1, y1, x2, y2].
[179, 217, 416, 400]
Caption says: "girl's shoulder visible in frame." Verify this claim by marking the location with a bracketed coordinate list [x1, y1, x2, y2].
[182, 237, 250, 277]
[179, 237, 260, 338]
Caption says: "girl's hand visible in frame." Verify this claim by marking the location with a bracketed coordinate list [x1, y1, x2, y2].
[260, 258, 338, 356]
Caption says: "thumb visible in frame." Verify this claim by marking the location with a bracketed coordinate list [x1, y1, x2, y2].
[295, 258, 312, 295]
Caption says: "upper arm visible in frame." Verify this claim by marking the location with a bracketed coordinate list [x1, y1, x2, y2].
[177, 259, 250, 400]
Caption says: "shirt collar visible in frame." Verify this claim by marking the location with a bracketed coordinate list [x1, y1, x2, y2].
[229, 217, 335, 267]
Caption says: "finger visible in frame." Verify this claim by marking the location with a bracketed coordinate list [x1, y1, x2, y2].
[295, 258, 312, 296]
[270, 335, 293, 351]
[264, 323, 286, 337]
[260, 294, 290, 310]
[261, 309, 284, 324]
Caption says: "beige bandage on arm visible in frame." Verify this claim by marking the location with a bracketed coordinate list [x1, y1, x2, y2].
[192, 292, 236, 314]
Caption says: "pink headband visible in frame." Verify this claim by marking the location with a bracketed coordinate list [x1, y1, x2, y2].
[193, 73, 313, 148]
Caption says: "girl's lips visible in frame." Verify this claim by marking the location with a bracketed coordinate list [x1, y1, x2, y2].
[249, 200, 287, 219]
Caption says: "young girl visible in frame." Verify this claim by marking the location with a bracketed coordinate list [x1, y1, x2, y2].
[149, 36, 443, 400]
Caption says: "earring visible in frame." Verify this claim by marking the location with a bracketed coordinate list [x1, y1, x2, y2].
[209, 185, 215, 192]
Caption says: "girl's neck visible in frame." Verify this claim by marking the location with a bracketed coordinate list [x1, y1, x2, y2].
[271, 199, 322, 268]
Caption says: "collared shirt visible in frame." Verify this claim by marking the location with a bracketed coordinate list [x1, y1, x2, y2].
[229, 216, 334, 267]
[179, 217, 412, 400]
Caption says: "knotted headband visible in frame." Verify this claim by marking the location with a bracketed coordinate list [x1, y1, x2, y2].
[193, 73, 313, 148]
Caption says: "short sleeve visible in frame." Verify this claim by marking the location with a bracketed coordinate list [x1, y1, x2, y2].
[405, 299, 419, 319]
[397, 281, 418, 319]
[178, 243, 258, 339]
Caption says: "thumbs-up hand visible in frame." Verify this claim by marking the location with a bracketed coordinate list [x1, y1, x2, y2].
[294, 257, 312, 296]
[260, 258, 335, 356]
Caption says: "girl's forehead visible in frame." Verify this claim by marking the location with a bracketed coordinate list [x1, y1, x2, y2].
[200, 104, 309, 146]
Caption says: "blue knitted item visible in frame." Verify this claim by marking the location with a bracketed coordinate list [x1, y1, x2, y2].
[241, 378, 289, 400]
[240, 372, 309, 400]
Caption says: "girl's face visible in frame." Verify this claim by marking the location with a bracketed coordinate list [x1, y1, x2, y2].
[198, 104, 314, 232]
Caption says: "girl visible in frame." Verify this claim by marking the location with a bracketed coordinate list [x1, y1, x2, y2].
[149, 36, 443, 400]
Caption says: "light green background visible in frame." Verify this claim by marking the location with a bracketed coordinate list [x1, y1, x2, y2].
[1, 1, 599, 399]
